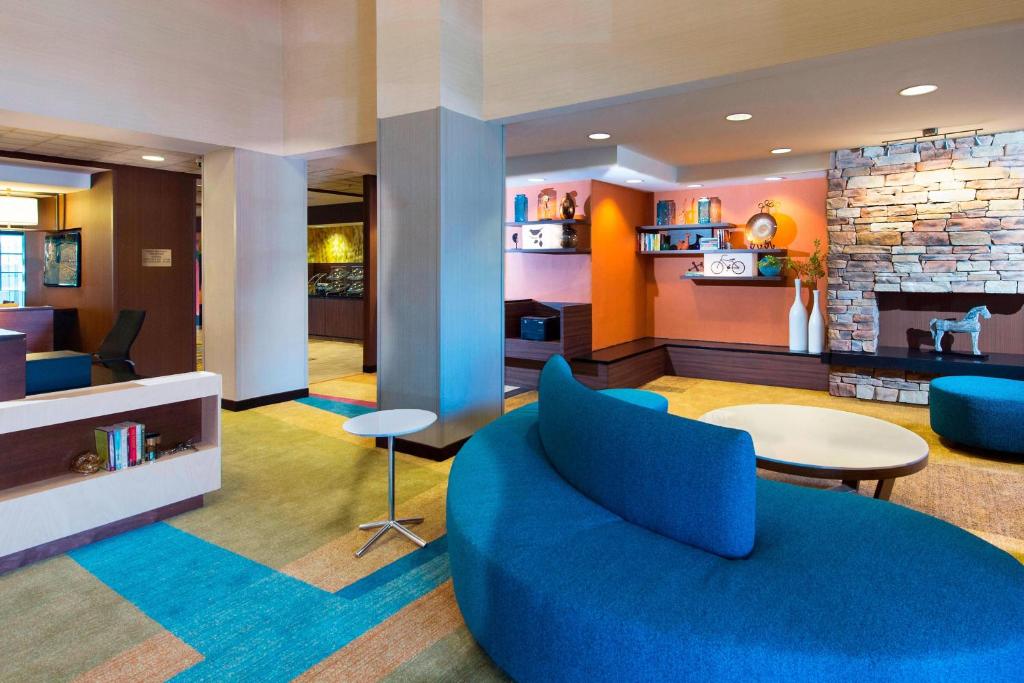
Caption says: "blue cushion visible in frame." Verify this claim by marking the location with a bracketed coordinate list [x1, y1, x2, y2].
[26, 351, 92, 395]
[447, 402, 1024, 681]
[538, 355, 756, 559]
[598, 387, 669, 412]
[930, 376, 1024, 454]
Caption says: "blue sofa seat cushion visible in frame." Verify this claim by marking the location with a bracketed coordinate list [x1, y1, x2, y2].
[538, 355, 756, 558]
[26, 350, 92, 395]
[930, 376, 1024, 454]
[598, 387, 669, 412]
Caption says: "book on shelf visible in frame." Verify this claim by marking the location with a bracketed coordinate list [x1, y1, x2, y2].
[94, 422, 146, 471]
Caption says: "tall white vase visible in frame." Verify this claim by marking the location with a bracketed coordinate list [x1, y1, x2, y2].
[808, 288, 825, 354]
[789, 279, 808, 352]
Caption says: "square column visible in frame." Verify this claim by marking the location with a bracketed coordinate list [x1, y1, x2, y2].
[201, 148, 308, 408]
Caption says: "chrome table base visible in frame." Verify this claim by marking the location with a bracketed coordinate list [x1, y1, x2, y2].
[354, 435, 427, 558]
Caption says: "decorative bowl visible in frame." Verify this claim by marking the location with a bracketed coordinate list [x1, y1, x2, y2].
[758, 257, 783, 277]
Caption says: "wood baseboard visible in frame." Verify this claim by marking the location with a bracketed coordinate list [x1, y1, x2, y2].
[0, 495, 203, 574]
[375, 435, 469, 462]
[221, 388, 309, 411]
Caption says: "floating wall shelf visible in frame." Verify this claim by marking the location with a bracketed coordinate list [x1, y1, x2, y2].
[683, 274, 785, 283]
[639, 248, 787, 257]
[506, 219, 590, 227]
[505, 248, 591, 255]
[636, 223, 737, 232]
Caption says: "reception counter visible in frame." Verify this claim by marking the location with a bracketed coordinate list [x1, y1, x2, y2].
[0, 306, 77, 352]
[309, 296, 363, 340]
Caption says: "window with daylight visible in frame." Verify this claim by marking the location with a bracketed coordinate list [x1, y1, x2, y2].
[0, 231, 26, 306]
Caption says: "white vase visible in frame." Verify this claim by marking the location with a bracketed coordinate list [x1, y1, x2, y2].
[789, 279, 808, 352]
[808, 288, 825, 354]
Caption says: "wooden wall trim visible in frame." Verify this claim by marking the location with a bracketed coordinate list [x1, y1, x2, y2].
[362, 175, 378, 372]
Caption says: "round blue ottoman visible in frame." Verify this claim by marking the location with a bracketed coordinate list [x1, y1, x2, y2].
[930, 376, 1024, 454]
[599, 388, 669, 412]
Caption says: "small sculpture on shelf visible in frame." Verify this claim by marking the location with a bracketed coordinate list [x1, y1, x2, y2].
[537, 188, 557, 220]
[746, 199, 778, 249]
[930, 306, 991, 356]
[70, 452, 102, 475]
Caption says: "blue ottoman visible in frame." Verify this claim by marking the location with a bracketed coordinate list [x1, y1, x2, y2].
[26, 351, 92, 395]
[598, 388, 669, 412]
[930, 376, 1024, 454]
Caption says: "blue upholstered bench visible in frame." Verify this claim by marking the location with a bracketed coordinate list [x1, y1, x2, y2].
[26, 351, 92, 395]
[447, 356, 1024, 680]
[930, 376, 1024, 454]
[598, 387, 669, 412]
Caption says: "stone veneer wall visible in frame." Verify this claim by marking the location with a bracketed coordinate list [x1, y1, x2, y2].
[826, 129, 1024, 402]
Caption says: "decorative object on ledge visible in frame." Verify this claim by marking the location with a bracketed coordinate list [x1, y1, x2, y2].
[705, 252, 751, 277]
[697, 197, 711, 224]
[514, 194, 528, 223]
[745, 200, 778, 249]
[786, 240, 827, 354]
[656, 199, 676, 226]
[789, 279, 809, 352]
[560, 225, 578, 249]
[70, 452, 102, 475]
[537, 188, 557, 220]
[709, 196, 722, 223]
[758, 254, 783, 277]
[930, 306, 991, 357]
[560, 191, 577, 220]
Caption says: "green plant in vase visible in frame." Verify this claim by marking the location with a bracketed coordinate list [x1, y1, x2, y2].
[757, 254, 783, 277]
[785, 239, 827, 354]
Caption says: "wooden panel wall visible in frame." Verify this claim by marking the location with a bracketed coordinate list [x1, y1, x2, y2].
[0, 332, 26, 401]
[113, 166, 197, 377]
[667, 346, 829, 390]
[878, 292, 1024, 354]
[362, 174, 378, 372]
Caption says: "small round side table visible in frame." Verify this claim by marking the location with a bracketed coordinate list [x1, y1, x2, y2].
[343, 408, 438, 558]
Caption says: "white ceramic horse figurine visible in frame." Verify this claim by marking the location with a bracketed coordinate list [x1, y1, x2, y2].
[930, 306, 991, 355]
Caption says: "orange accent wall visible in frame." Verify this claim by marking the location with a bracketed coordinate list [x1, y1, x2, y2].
[590, 180, 652, 348]
[504, 180, 593, 303]
[648, 176, 828, 346]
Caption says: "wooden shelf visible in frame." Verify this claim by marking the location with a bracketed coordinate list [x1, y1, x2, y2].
[505, 248, 591, 255]
[683, 274, 785, 283]
[639, 248, 786, 256]
[637, 223, 737, 232]
[506, 219, 590, 227]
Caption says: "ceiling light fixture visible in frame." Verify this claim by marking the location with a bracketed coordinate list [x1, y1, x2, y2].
[765, 176, 784, 181]
[686, 184, 703, 188]
[771, 148, 792, 154]
[141, 154, 165, 162]
[725, 113, 752, 122]
[527, 177, 546, 182]
[899, 84, 938, 97]
[625, 179, 644, 184]
[587, 132, 611, 140]
[0, 195, 39, 226]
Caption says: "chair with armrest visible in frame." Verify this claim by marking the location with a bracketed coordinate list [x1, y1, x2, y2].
[93, 309, 146, 373]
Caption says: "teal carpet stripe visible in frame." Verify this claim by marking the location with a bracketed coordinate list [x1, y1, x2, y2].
[297, 395, 374, 419]
[70, 523, 449, 681]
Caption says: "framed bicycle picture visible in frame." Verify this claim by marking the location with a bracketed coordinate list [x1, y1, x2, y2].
[43, 229, 82, 288]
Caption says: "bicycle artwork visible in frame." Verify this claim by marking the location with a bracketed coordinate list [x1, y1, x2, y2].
[709, 255, 747, 275]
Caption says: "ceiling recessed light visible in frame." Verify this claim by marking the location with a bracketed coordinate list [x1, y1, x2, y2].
[725, 113, 752, 122]
[765, 176, 784, 181]
[899, 84, 938, 97]
[771, 148, 792, 154]
[625, 179, 644, 184]
[686, 184, 703, 188]
[527, 177, 546, 182]
[587, 132, 611, 140]
[141, 154, 165, 162]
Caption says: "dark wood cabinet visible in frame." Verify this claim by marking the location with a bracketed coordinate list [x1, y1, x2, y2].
[308, 297, 363, 340]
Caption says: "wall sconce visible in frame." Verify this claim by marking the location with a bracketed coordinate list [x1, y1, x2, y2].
[0, 195, 39, 226]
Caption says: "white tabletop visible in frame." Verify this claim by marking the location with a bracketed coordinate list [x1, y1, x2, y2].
[342, 409, 437, 438]
[699, 404, 928, 473]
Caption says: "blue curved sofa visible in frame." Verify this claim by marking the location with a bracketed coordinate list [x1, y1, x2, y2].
[447, 357, 1024, 680]
[930, 376, 1024, 454]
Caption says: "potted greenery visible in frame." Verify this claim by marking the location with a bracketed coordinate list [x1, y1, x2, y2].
[784, 239, 827, 354]
[757, 254, 783, 277]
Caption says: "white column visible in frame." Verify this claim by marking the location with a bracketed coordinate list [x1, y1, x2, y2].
[201, 148, 308, 405]
[376, 0, 504, 451]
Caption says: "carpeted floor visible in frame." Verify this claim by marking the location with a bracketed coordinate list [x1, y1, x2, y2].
[0, 372, 1020, 681]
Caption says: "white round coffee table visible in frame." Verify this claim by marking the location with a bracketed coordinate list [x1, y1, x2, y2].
[343, 408, 437, 557]
[699, 404, 928, 500]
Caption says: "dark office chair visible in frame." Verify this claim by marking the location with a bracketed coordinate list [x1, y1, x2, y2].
[93, 309, 146, 373]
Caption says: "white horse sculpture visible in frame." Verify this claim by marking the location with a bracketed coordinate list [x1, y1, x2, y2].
[930, 306, 991, 355]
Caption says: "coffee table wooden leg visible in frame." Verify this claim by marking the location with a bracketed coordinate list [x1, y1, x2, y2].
[842, 479, 860, 492]
[874, 479, 895, 500]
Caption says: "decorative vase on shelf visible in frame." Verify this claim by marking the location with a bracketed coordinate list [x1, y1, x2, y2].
[560, 226, 578, 249]
[808, 287, 825, 354]
[513, 194, 528, 223]
[789, 279, 808, 352]
[560, 192, 576, 220]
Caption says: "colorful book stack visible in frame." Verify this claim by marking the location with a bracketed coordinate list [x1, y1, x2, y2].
[94, 422, 146, 471]
[639, 232, 667, 252]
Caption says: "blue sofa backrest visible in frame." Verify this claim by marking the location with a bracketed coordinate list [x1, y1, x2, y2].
[538, 356, 756, 559]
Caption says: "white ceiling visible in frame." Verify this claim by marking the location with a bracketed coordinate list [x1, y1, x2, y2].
[504, 23, 1024, 186]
